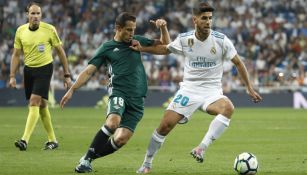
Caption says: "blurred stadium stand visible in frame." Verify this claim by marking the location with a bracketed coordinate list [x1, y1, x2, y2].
[0, 0, 307, 94]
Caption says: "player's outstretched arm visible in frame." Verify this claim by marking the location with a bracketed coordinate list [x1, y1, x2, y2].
[130, 19, 170, 55]
[60, 64, 97, 109]
[231, 55, 262, 103]
[130, 42, 170, 55]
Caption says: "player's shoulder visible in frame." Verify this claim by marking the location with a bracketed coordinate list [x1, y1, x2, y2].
[97, 40, 114, 51]
[211, 30, 226, 40]
[103, 40, 116, 47]
[39, 22, 56, 32]
[178, 30, 194, 38]
[133, 35, 145, 40]
[16, 23, 29, 32]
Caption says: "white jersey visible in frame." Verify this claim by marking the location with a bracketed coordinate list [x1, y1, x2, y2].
[167, 30, 237, 91]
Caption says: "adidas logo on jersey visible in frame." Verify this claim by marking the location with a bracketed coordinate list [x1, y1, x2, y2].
[113, 48, 119, 52]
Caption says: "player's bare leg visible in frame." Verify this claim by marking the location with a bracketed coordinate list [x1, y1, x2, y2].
[137, 110, 182, 173]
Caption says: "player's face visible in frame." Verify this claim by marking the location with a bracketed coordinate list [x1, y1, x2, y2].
[27, 5, 42, 29]
[118, 21, 136, 43]
[193, 12, 212, 37]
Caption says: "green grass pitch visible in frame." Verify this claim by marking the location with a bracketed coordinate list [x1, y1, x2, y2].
[0, 107, 306, 175]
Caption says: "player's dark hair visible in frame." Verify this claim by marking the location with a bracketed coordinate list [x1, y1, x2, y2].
[192, 1, 215, 16]
[25, 2, 41, 13]
[115, 12, 136, 27]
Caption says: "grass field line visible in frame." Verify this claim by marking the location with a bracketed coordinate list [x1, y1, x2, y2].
[0, 107, 306, 175]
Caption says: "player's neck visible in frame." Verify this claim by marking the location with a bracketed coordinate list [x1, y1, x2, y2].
[195, 31, 209, 41]
[29, 23, 39, 31]
[113, 34, 122, 42]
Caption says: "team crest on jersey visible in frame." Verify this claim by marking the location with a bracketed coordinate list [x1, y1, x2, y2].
[188, 38, 194, 52]
[210, 47, 216, 55]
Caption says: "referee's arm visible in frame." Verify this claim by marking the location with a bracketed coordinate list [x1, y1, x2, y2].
[54, 45, 70, 75]
[9, 48, 22, 88]
[54, 45, 72, 88]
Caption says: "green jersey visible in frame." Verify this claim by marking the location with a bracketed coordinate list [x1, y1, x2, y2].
[89, 35, 154, 97]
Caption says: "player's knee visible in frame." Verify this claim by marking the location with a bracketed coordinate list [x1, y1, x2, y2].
[29, 97, 41, 106]
[104, 121, 119, 131]
[105, 123, 118, 131]
[221, 101, 234, 118]
[105, 114, 121, 130]
[157, 123, 173, 136]
[113, 136, 128, 147]
[40, 99, 48, 108]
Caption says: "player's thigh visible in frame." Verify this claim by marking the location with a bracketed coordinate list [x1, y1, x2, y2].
[206, 97, 234, 117]
[159, 110, 183, 126]
[120, 97, 144, 132]
[156, 110, 183, 135]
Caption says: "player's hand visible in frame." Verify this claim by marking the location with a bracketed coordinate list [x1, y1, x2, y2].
[129, 40, 142, 52]
[64, 77, 73, 90]
[9, 77, 17, 89]
[150, 19, 167, 28]
[247, 89, 262, 103]
[60, 89, 73, 109]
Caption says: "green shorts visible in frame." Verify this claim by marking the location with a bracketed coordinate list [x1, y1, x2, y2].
[107, 95, 144, 132]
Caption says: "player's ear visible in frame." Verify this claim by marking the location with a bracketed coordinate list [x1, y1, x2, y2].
[192, 16, 197, 24]
[115, 25, 122, 32]
[26, 12, 30, 22]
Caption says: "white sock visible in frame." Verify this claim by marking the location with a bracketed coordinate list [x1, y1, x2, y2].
[143, 130, 166, 165]
[199, 114, 230, 151]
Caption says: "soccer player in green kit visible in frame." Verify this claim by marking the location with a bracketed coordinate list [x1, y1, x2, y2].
[60, 12, 170, 173]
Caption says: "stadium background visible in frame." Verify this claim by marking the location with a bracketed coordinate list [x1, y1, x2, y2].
[1, 0, 307, 108]
[0, 0, 306, 93]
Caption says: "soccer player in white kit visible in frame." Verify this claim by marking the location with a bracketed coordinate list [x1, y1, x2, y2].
[131, 2, 262, 174]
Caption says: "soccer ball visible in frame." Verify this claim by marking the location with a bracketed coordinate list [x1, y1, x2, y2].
[234, 152, 258, 175]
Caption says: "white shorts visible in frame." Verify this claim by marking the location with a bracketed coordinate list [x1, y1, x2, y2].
[166, 87, 227, 124]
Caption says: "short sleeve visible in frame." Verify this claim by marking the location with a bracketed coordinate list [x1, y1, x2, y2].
[14, 28, 22, 49]
[134, 35, 155, 46]
[223, 36, 237, 60]
[50, 26, 62, 47]
[88, 44, 107, 69]
[167, 36, 184, 55]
